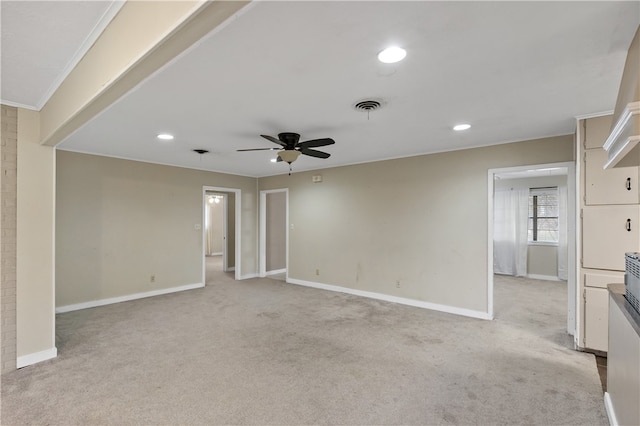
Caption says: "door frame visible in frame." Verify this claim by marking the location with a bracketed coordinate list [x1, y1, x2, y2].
[204, 191, 229, 272]
[259, 188, 289, 278]
[202, 186, 241, 282]
[487, 161, 576, 336]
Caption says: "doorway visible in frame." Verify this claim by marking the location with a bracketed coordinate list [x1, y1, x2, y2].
[259, 189, 288, 280]
[202, 186, 241, 283]
[488, 162, 577, 339]
[205, 192, 228, 270]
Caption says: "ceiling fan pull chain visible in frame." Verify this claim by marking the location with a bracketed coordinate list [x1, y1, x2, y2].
[289, 163, 292, 176]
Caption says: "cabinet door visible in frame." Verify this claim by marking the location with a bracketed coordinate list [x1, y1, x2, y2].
[583, 269, 624, 289]
[584, 287, 609, 352]
[585, 115, 613, 149]
[585, 149, 639, 205]
[583, 205, 640, 271]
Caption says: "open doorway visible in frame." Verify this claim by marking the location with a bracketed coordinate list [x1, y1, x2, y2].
[259, 189, 288, 281]
[488, 162, 577, 341]
[203, 186, 241, 285]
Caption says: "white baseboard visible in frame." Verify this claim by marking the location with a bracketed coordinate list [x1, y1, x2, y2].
[208, 252, 223, 256]
[527, 274, 562, 281]
[238, 273, 258, 280]
[17, 347, 57, 368]
[287, 278, 491, 320]
[226, 266, 236, 272]
[55, 283, 204, 313]
[266, 268, 286, 276]
[604, 392, 618, 426]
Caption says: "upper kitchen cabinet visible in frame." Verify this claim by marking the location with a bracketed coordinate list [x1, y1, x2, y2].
[585, 148, 639, 205]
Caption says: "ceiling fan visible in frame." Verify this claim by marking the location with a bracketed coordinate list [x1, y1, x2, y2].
[237, 132, 335, 168]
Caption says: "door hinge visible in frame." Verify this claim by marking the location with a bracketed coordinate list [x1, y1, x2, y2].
[583, 289, 587, 301]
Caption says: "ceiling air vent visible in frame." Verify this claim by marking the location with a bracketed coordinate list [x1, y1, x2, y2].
[353, 99, 382, 112]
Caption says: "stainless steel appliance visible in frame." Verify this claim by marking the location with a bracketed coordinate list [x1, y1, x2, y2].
[624, 252, 640, 314]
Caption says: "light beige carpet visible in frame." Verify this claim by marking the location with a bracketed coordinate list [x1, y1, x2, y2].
[1, 267, 606, 425]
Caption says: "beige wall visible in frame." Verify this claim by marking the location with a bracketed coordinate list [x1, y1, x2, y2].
[56, 151, 257, 308]
[266, 191, 286, 272]
[16, 109, 56, 358]
[259, 135, 574, 314]
[527, 245, 558, 278]
[612, 26, 640, 128]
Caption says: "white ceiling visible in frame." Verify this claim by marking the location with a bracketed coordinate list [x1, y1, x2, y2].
[1, 1, 123, 109]
[4, 2, 640, 178]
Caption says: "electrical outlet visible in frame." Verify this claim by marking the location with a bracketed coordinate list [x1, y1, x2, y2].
[396, 280, 400, 288]
[150, 275, 156, 283]
[316, 269, 320, 276]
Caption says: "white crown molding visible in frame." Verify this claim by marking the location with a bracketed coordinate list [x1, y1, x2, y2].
[575, 110, 614, 120]
[55, 282, 203, 313]
[34, 1, 126, 111]
[603, 102, 640, 169]
[287, 278, 492, 320]
[0, 100, 39, 110]
[17, 347, 57, 369]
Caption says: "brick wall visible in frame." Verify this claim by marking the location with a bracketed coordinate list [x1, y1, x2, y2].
[1, 105, 17, 374]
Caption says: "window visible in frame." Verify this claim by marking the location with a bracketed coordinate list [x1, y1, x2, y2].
[528, 187, 558, 243]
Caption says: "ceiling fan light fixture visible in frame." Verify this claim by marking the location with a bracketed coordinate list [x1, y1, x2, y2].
[378, 46, 406, 64]
[278, 150, 301, 164]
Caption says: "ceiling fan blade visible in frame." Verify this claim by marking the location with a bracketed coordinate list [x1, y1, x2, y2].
[300, 147, 331, 159]
[296, 138, 335, 149]
[260, 134, 286, 146]
[237, 148, 279, 152]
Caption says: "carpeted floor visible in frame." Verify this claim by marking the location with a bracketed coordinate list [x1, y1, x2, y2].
[1, 265, 606, 425]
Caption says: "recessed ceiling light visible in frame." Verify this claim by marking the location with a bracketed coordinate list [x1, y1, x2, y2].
[378, 46, 406, 64]
[453, 124, 471, 131]
[157, 133, 174, 140]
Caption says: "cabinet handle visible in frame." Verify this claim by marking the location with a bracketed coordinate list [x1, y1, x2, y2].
[627, 219, 632, 232]
[627, 177, 632, 191]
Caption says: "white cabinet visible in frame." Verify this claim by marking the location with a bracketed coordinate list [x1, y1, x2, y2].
[585, 287, 609, 352]
[582, 270, 624, 353]
[582, 205, 640, 271]
[585, 149, 639, 205]
[584, 269, 624, 289]
[579, 114, 640, 353]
